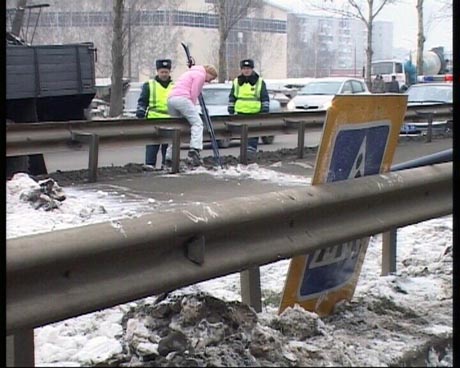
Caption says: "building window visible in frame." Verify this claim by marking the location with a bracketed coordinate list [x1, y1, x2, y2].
[29, 9, 286, 34]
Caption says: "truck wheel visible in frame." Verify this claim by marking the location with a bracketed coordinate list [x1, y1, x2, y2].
[7, 156, 30, 179]
[261, 136, 275, 144]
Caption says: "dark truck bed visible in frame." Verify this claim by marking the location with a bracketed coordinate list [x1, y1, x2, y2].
[6, 41, 97, 177]
[6, 42, 96, 122]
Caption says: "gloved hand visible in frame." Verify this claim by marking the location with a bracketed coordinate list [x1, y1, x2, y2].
[228, 106, 235, 115]
[261, 105, 269, 113]
[187, 56, 196, 68]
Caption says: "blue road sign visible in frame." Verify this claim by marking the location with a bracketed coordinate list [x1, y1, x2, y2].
[327, 124, 390, 182]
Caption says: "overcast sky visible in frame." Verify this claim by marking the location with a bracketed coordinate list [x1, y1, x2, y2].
[267, 0, 452, 53]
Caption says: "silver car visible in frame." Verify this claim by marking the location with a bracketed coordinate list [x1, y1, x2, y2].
[286, 77, 369, 112]
[201, 83, 281, 148]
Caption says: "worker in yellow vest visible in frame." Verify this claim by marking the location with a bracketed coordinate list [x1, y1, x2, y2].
[228, 59, 270, 161]
[136, 59, 174, 169]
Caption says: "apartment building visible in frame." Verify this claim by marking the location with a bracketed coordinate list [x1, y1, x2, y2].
[372, 21, 393, 60]
[287, 13, 367, 78]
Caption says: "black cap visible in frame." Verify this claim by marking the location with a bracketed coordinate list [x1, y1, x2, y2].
[156, 59, 172, 70]
[240, 59, 254, 69]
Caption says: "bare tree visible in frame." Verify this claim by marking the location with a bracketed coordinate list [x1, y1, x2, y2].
[431, 0, 452, 21]
[306, 0, 399, 87]
[209, 0, 262, 82]
[416, 0, 452, 75]
[246, 8, 283, 77]
[287, 15, 309, 77]
[133, 1, 182, 81]
[416, 0, 424, 76]
[204, 36, 221, 70]
[110, 0, 125, 117]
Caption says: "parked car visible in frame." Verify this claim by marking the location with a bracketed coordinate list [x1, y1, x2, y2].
[200, 83, 281, 148]
[400, 82, 453, 135]
[264, 78, 316, 99]
[286, 77, 369, 112]
[123, 82, 144, 118]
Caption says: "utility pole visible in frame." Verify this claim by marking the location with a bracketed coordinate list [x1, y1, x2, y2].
[128, 5, 132, 81]
[10, 2, 50, 44]
[416, 0, 425, 76]
[354, 41, 357, 77]
[314, 33, 318, 78]
[11, 0, 28, 37]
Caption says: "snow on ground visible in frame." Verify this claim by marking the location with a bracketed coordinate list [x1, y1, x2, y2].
[6, 173, 165, 239]
[6, 170, 453, 366]
[186, 163, 312, 186]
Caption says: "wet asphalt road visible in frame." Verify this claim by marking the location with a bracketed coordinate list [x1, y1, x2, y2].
[61, 135, 452, 206]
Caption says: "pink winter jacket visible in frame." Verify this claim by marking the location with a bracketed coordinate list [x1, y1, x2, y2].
[168, 65, 206, 105]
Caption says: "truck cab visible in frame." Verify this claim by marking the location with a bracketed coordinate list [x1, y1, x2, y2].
[370, 59, 408, 91]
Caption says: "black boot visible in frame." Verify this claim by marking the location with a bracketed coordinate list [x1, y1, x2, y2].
[186, 149, 203, 167]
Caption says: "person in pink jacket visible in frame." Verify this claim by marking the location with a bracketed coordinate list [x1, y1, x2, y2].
[167, 64, 218, 167]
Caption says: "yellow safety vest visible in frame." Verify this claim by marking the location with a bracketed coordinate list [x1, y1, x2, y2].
[232, 77, 263, 114]
[147, 80, 173, 119]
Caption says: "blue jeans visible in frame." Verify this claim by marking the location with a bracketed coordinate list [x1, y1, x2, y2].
[248, 137, 258, 153]
[145, 144, 168, 166]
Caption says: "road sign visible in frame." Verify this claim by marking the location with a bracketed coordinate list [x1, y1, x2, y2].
[279, 94, 407, 316]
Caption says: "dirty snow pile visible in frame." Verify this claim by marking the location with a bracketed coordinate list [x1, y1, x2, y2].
[6, 173, 160, 239]
[187, 163, 312, 186]
[6, 173, 453, 367]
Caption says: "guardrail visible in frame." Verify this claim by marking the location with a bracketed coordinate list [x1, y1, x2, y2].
[6, 111, 325, 156]
[6, 104, 452, 155]
[6, 103, 452, 180]
[7, 162, 452, 335]
[6, 160, 452, 366]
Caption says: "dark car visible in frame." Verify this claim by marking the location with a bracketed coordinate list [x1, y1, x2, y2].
[400, 82, 453, 135]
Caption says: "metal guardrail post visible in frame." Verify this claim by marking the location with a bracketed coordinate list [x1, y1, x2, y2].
[171, 130, 181, 174]
[240, 125, 249, 164]
[6, 329, 35, 367]
[70, 132, 99, 182]
[296, 122, 306, 159]
[381, 229, 397, 275]
[415, 111, 434, 143]
[158, 127, 181, 174]
[227, 123, 249, 164]
[285, 120, 306, 158]
[382, 148, 453, 275]
[240, 267, 262, 312]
